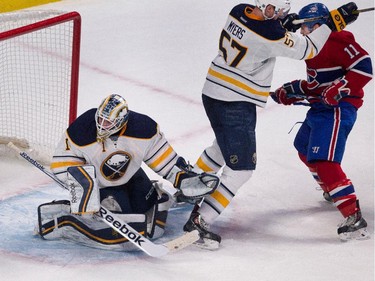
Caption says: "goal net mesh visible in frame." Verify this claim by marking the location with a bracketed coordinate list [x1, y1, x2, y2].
[0, 10, 80, 164]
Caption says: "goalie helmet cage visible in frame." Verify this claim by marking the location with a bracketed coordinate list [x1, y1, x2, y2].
[0, 10, 81, 164]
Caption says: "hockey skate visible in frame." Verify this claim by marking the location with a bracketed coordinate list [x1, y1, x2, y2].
[183, 212, 221, 250]
[322, 191, 333, 203]
[337, 210, 370, 241]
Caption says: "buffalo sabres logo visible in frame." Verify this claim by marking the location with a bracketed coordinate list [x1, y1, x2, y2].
[101, 151, 131, 181]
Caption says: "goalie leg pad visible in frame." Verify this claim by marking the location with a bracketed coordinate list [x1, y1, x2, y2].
[67, 165, 100, 214]
[146, 192, 171, 239]
[38, 200, 148, 251]
[37, 200, 71, 239]
[145, 181, 173, 239]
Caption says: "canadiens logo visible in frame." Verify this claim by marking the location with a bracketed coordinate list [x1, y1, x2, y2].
[101, 151, 131, 181]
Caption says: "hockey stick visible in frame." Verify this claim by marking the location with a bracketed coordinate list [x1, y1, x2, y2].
[7, 142, 199, 257]
[292, 7, 374, 25]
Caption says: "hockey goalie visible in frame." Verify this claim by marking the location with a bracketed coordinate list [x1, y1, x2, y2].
[37, 94, 219, 251]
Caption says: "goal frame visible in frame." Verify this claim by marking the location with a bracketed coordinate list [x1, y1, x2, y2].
[0, 11, 81, 125]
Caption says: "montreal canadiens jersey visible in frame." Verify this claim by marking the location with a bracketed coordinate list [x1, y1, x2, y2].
[303, 30, 373, 108]
[202, 3, 331, 107]
[50, 108, 178, 188]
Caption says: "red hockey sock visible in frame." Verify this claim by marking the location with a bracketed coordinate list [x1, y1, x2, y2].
[325, 179, 358, 217]
[298, 153, 326, 191]
[315, 161, 357, 217]
[314, 161, 347, 187]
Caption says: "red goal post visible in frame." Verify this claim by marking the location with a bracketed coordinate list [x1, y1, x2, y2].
[0, 10, 81, 164]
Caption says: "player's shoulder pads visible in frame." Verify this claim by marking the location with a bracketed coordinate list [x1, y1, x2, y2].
[122, 111, 158, 139]
[67, 108, 97, 146]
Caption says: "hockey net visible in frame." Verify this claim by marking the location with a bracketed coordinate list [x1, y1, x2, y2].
[0, 10, 81, 164]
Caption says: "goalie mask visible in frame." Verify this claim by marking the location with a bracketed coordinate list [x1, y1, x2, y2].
[298, 3, 329, 32]
[95, 94, 129, 140]
[255, 0, 291, 19]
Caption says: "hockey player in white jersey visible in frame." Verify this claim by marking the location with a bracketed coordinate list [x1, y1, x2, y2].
[182, 0, 360, 248]
[37, 94, 219, 250]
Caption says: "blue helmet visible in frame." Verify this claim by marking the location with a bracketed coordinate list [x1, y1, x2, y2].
[298, 3, 329, 32]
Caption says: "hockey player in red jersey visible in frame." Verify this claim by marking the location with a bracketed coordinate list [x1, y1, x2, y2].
[182, 0, 360, 249]
[271, 3, 372, 241]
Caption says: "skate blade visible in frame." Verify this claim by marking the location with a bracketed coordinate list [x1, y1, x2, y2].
[339, 228, 371, 241]
[193, 238, 220, 250]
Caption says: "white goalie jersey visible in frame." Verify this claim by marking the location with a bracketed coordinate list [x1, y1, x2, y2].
[50, 108, 179, 188]
[202, 4, 331, 107]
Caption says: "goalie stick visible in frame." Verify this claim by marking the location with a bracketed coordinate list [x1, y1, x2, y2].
[7, 142, 199, 258]
[292, 7, 374, 25]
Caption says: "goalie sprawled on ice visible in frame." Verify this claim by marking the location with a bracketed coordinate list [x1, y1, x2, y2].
[38, 94, 219, 251]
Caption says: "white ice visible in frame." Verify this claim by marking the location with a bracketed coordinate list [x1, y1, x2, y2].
[0, 0, 373, 280]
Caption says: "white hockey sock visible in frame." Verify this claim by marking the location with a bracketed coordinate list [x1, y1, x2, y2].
[198, 167, 252, 224]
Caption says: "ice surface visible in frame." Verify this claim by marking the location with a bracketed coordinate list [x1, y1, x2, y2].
[0, 1, 373, 280]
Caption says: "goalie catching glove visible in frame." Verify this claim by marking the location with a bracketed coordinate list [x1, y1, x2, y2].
[165, 157, 219, 199]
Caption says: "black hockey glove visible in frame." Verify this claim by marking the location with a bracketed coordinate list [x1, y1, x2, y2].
[327, 2, 359, 31]
[281, 13, 301, 32]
